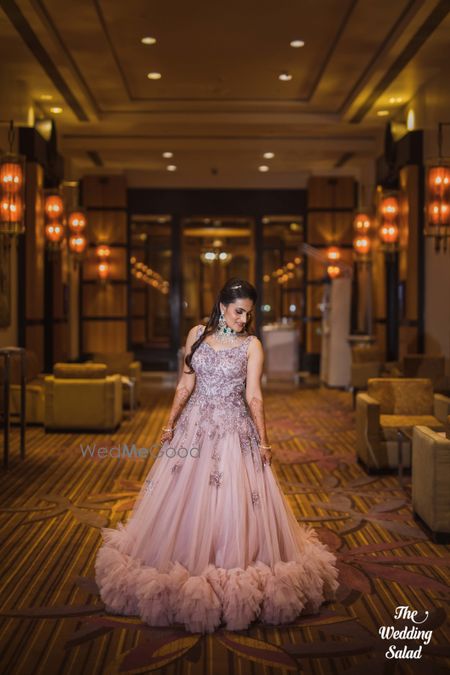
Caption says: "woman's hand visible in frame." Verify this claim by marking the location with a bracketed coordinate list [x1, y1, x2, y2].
[160, 426, 174, 445]
[259, 444, 273, 467]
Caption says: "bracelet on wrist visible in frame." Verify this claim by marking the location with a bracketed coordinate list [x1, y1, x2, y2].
[259, 444, 272, 450]
[162, 426, 174, 432]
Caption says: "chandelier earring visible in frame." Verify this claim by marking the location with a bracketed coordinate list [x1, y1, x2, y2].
[218, 311, 227, 330]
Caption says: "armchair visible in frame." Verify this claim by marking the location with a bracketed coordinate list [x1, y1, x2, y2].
[356, 378, 450, 471]
[91, 352, 142, 407]
[44, 363, 122, 432]
[412, 416, 450, 542]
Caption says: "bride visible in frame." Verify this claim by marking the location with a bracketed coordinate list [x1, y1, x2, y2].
[95, 277, 339, 633]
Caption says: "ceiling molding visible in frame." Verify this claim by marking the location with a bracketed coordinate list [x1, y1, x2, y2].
[0, 0, 90, 121]
[349, 0, 450, 122]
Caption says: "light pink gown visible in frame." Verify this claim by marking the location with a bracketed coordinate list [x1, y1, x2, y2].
[95, 325, 339, 633]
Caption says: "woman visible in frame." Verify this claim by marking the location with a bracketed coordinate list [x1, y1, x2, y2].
[95, 278, 339, 633]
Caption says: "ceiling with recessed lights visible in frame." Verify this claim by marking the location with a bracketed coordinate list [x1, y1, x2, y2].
[0, 0, 449, 187]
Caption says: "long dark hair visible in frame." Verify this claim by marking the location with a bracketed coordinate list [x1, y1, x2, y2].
[184, 277, 257, 374]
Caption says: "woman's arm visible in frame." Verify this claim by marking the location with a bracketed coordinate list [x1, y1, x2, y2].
[160, 325, 200, 444]
[245, 338, 272, 466]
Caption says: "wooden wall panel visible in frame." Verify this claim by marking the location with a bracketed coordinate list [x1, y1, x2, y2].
[88, 210, 127, 245]
[83, 247, 127, 281]
[131, 319, 146, 343]
[25, 164, 44, 322]
[307, 212, 353, 246]
[83, 285, 127, 317]
[82, 176, 127, 208]
[81, 174, 128, 355]
[25, 325, 44, 371]
[83, 321, 127, 353]
[308, 176, 355, 209]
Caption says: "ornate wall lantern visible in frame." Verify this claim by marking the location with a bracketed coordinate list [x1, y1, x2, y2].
[0, 122, 25, 237]
[425, 124, 450, 252]
[44, 190, 65, 251]
[96, 244, 111, 282]
[378, 192, 400, 252]
[67, 207, 88, 264]
[326, 245, 341, 278]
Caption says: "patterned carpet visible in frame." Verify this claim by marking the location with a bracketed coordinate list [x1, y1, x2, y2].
[0, 384, 449, 675]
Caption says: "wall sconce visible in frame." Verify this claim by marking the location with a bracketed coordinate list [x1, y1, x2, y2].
[378, 192, 400, 252]
[67, 209, 87, 234]
[326, 246, 341, 278]
[67, 207, 88, 264]
[0, 121, 26, 238]
[96, 244, 111, 282]
[425, 123, 450, 252]
[353, 211, 372, 261]
[44, 190, 65, 252]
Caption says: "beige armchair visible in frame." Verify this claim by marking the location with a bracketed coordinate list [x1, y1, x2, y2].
[91, 352, 142, 407]
[412, 416, 450, 542]
[356, 378, 450, 471]
[44, 363, 122, 432]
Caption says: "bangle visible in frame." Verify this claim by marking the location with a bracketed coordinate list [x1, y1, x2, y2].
[259, 444, 272, 450]
[162, 426, 174, 432]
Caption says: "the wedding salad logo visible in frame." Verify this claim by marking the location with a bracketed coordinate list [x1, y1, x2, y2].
[379, 605, 433, 659]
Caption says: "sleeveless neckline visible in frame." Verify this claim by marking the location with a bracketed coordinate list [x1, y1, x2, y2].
[202, 336, 251, 354]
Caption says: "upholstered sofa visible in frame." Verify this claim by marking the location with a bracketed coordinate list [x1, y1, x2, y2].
[2, 350, 46, 424]
[44, 363, 122, 432]
[90, 352, 142, 406]
[356, 378, 450, 471]
[412, 415, 450, 541]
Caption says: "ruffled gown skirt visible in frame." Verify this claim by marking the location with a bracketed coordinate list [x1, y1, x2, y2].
[95, 396, 339, 633]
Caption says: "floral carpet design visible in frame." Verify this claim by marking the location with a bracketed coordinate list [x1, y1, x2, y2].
[0, 386, 449, 674]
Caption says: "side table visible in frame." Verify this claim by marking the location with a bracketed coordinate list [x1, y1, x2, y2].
[0, 347, 26, 469]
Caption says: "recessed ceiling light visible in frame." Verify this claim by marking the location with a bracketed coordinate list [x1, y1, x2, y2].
[388, 96, 403, 104]
[141, 36, 157, 45]
[259, 165, 270, 172]
[377, 110, 389, 116]
[290, 39, 305, 48]
[147, 72, 162, 80]
[166, 164, 177, 171]
[49, 107, 63, 114]
[263, 152, 275, 159]
[162, 151, 173, 158]
[40, 94, 52, 101]
[279, 72, 292, 81]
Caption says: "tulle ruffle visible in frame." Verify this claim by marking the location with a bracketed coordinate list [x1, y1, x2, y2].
[95, 522, 339, 634]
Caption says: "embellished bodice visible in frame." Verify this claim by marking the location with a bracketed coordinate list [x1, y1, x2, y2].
[190, 327, 253, 404]
[175, 326, 259, 452]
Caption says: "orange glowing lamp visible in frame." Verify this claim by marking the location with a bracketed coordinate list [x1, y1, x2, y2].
[68, 210, 87, 233]
[327, 264, 340, 278]
[326, 246, 341, 262]
[353, 212, 371, 233]
[379, 223, 399, 245]
[45, 222, 65, 244]
[45, 194, 64, 219]
[353, 235, 371, 256]
[68, 233, 87, 255]
[380, 196, 399, 221]
[0, 162, 23, 192]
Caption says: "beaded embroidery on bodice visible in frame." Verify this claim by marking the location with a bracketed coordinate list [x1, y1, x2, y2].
[175, 325, 259, 454]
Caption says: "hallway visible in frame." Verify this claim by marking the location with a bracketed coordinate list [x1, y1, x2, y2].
[0, 383, 448, 674]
